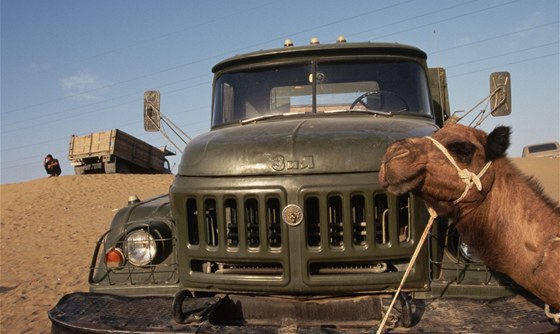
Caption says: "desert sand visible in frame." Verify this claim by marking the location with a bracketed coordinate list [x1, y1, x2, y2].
[0, 174, 173, 334]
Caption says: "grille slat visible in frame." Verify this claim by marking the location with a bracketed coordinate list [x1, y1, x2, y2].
[225, 199, 238, 247]
[267, 198, 282, 248]
[305, 197, 321, 247]
[351, 195, 367, 246]
[245, 198, 260, 248]
[205, 199, 218, 247]
[328, 195, 344, 247]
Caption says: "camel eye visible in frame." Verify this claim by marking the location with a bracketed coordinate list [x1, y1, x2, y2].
[447, 142, 476, 164]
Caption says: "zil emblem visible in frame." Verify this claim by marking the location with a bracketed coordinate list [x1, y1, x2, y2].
[271, 155, 314, 171]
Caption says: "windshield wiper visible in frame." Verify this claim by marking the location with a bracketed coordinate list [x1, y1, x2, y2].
[240, 112, 307, 125]
[240, 114, 282, 125]
[326, 109, 394, 117]
[240, 109, 394, 125]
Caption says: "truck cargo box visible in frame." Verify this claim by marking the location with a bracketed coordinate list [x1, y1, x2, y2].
[68, 129, 174, 174]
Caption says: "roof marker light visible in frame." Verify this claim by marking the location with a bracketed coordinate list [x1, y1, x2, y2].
[337, 35, 347, 43]
[284, 39, 294, 47]
[128, 195, 140, 205]
[310, 37, 320, 45]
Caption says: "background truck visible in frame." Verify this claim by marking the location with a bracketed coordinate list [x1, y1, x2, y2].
[50, 38, 558, 333]
[522, 141, 560, 158]
[512, 141, 559, 204]
[68, 129, 174, 175]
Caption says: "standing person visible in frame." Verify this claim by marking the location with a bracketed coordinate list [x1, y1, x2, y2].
[44, 154, 62, 177]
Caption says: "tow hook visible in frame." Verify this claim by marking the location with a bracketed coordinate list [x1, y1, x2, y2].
[398, 292, 413, 328]
[172, 290, 223, 324]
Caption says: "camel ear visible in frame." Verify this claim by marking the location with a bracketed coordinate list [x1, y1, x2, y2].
[485, 126, 510, 160]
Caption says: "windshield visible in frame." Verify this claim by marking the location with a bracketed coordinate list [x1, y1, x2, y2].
[212, 60, 431, 127]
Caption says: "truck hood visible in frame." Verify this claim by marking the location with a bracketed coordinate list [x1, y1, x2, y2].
[179, 116, 438, 176]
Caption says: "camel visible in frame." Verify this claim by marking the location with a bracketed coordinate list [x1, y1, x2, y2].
[378, 123, 560, 310]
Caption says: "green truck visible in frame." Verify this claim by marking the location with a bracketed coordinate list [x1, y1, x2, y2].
[49, 38, 558, 333]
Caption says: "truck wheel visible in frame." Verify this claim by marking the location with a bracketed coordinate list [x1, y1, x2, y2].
[74, 166, 85, 175]
[117, 162, 131, 174]
[104, 162, 116, 174]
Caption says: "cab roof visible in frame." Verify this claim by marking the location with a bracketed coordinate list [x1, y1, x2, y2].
[212, 41, 427, 73]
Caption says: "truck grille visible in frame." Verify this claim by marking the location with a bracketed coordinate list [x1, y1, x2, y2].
[183, 188, 415, 280]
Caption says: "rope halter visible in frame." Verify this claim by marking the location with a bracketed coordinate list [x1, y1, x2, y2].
[425, 136, 492, 205]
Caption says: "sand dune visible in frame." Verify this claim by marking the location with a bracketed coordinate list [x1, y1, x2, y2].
[0, 174, 173, 334]
[2, 161, 558, 333]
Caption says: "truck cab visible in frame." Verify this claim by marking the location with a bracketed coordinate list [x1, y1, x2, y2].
[49, 38, 557, 333]
[168, 40, 440, 296]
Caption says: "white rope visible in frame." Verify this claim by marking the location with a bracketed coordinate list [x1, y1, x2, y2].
[376, 207, 438, 334]
[425, 136, 492, 204]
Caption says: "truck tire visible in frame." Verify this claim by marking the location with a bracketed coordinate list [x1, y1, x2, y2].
[116, 162, 131, 174]
[104, 162, 116, 174]
[73, 166, 86, 175]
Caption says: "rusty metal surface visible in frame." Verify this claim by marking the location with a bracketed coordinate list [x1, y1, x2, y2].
[49, 292, 559, 334]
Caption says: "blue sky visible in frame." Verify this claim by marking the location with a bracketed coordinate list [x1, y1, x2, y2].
[1, 0, 558, 184]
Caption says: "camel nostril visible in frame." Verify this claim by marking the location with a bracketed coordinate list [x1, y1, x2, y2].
[386, 148, 410, 162]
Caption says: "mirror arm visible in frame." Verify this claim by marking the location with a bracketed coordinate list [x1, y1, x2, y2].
[452, 94, 491, 123]
[453, 84, 505, 123]
[155, 114, 190, 153]
[489, 86, 506, 113]
[160, 113, 191, 143]
[157, 127, 184, 153]
[468, 108, 492, 128]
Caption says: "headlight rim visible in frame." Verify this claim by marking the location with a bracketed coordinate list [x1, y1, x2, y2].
[124, 228, 158, 267]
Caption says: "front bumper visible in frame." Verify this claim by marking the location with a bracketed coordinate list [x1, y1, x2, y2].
[49, 291, 558, 333]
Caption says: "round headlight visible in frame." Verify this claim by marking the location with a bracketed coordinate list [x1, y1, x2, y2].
[459, 241, 482, 263]
[124, 229, 157, 266]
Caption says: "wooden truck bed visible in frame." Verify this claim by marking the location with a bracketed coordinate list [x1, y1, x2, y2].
[68, 129, 169, 173]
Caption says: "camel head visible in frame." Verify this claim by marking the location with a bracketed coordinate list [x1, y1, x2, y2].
[379, 123, 510, 215]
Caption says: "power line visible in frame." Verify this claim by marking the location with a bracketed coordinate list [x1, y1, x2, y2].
[445, 41, 559, 68]
[0, 0, 417, 116]
[370, 0, 523, 41]
[1, 120, 210, 170]
[3, 48, 558, 169]
[1, 81, 211, 135]
[3, 73, 209, 128]
[4, 34, 555, 136]
[2, 105, 209, 160]
[430, 21, 559, 54]
[6, 1, 277, 84]
[5, 0, 522, 118]
[2, 46, 558, 164]
[449, 52, 559, 78]
[348, 0, 482, 39]
[2, 63, 212, 116]
[2, 1, 557, 174]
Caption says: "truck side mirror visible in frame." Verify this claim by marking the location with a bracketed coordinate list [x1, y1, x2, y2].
[144, 90, 161, 132]
[490, 72, 511, 116]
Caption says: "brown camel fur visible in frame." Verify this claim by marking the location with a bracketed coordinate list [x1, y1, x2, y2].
[378, 123, 560, 309]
